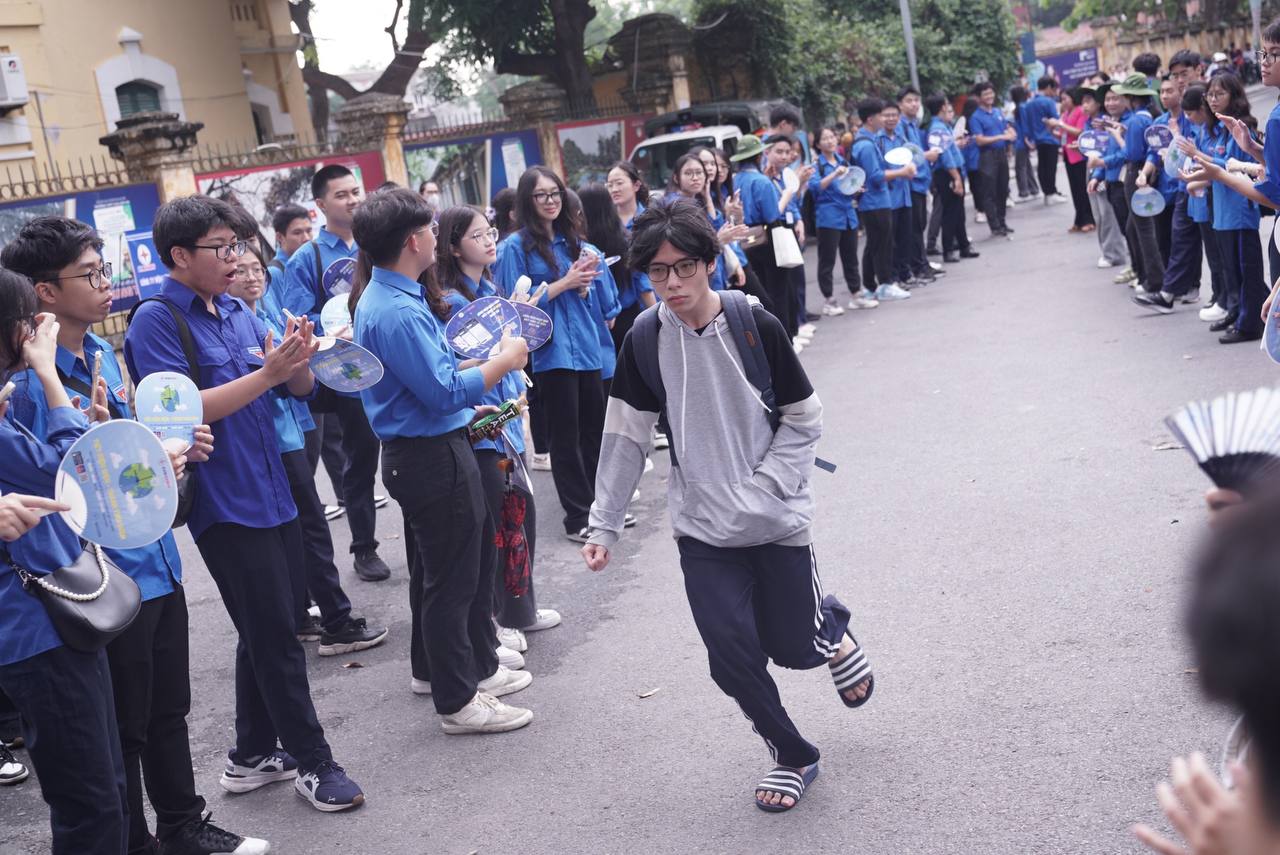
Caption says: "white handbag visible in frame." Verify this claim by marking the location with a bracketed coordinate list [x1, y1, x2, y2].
[771, 226, 803, 269]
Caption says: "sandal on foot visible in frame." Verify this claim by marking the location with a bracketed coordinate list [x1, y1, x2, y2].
[829, 633, 874, 709]
[755, 763, 819, 813]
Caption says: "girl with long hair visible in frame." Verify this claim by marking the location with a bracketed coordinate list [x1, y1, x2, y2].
[808, 125, 875, 315]
[1178, 85, 1230, 320]
[579, 184, 653, 348]
[605, 161, 648, 229]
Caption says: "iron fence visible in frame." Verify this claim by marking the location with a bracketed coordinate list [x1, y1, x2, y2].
[178, 135, 338, 174]
[0, 155, 133, 202]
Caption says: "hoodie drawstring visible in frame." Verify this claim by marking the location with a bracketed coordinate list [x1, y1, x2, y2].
[679, 327, 688, 460]
[712, 321, 772, 416]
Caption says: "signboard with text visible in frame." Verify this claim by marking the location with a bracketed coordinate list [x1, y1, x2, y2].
[1038, 47, 1100, 85]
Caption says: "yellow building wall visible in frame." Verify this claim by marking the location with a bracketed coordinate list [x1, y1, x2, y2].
[0, 0, 308, 175]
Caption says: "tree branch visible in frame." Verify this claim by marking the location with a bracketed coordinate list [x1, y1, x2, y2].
[367, 19, 435, 97]
[495, 46, 558, 78]
[386, 0, 404, 53]
[302, 66, 361, 100]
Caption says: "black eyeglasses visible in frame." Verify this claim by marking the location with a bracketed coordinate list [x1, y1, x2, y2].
[189, 241, 248, 261]
[646, 258, 702, 282]
[50, 262, 113, 291]
[532, 190, 563, 205]
[1256, 49, 1280, 66]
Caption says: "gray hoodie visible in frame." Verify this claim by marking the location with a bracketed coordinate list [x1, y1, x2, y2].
[588, 298, 822, 550]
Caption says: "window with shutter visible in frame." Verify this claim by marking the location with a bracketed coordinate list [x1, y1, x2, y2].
[116, 81, 161, 118]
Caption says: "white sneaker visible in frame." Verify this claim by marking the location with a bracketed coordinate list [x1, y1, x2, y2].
[643, 456, 655, 474]
[792, 340, 806, 354]
[477, 665, 533, 698]
[1200, 303, 1229, 322]
[798, 323, 817, 336]
[0, 752, 28, 786]
[794, 330, 813, 344]
[975, 212, 987, 224]
[821, 299, 845, 316]
[847, 291, 879, 310]
[875, 283, 911, 301]
[441, 692, 533, 734]
[1096, 257, 1114, 269]
[525, 608, 561, 632]
[496, 645, 525, 670]
[530, 453, 551, 471]
[1047, 193, 1067, 205]
[631, 488, 641, 502]
[410, 677, 432, 695]
[497, 625, 528, 652]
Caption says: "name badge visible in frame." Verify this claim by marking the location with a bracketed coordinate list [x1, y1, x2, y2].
[785, 211, 795, 225]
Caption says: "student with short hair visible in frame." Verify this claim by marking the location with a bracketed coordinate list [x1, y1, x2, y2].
[924, 94, 978, 263]
[1132, 51, 1162, 87]
[270, 203, 313, 274]
[1010, 85, 1042, 202]
[1, 216, 271, 854]
[352, 188, 535, 733]
[279, 165, 392, 583]
[1111, 73, 1165, 294]
[582, 198, 873, 814]
[1026, 76, 1065, 202]
[970, 81, 1017, 236]
[849, 98, 912, 301]
[1177, 85, 1231, 322]
[762, 134, 811, 343]
[880, 102, 925, 286]
[898, 87, 943, 280]
[125, 194, 365, 813]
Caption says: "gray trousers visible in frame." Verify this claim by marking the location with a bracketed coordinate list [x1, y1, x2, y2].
[1090, 185, 1129, 266]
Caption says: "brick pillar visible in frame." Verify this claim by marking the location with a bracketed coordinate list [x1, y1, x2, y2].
[334, 94, 412, 187]
[98, 111, 204, 202]
[501, 81, 570, 180]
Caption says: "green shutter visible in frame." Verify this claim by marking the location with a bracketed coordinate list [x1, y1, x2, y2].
[116, 81, 161, 118]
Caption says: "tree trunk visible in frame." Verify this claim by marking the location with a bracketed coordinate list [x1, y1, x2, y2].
[547, 0, 597, 110]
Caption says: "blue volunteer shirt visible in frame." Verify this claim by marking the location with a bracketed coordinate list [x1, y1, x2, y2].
[0, 407, 89, 666]
[1253, 101, 1280, 207]
[850, 129, 890, 211]
[1123, 109, 1154, 164]
[492, 232, 617, 374]
[354, 265, 485, 440]
[1013, 107, 1029, 151]
[1205, 123, 1261, 231]
[928, 117, 964, 172]
[443, 277, 526, 455]
[808, 153, 858, 230]
[11, 335, 182, 603]
[880, 127, 912, 209]
[970, 105, 1009, 151]
[734, 164, 782, 225]
[1024, 94, 1061, 146]
[1091, 114, 1130, 182]
[250, 297, 316, 454]
[278, 227, 359, 331]
[901, 118, 932, 194]
[124, 277, 297, 541]
[770, 172, 803, 226]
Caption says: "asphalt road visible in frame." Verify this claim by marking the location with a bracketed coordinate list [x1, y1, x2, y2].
[7, 99, 1280, 854]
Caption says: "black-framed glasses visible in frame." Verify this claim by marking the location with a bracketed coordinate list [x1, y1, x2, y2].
[646, 258, 702, 282]
[532, 190, 562, 205]
[190, 241, 248, 261]
[1256, 49, 1280, 66]
[467, 227, 499, 246]
[51, 262, 113, 291]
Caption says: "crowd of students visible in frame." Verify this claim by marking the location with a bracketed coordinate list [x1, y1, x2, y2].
[7, 26, 1280, 853]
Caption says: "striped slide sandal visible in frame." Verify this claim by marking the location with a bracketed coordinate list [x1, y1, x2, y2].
[755, 763, 820, 813]
[829, 632, 874, 709]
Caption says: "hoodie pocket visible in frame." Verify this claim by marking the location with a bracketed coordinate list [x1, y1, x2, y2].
[678, 476, 808, 546]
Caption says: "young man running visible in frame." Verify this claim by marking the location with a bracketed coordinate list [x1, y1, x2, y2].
[581, 199, 874, 812]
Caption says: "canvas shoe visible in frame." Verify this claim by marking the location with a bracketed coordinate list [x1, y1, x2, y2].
[477, 665, 533, 698]
[497, 645, 526, 670]
[1133, 291, 1175, 314]
[1096, 257, 1115, 269]
[160, 813, 268, 855]
[1200, 303, 1229, 322]
[218, 749, 297, 794]
[530, 453, 552, 471]
[975, 212, 987, 223]
[874, 283, 911, 301]
[323, 504, 345, 521]
[847, 291, 879, 310]
[798, 323, 817, 337]
[294, 761, 364, 812]
[441, 692, 533, 735]
[821, 298, 845, 316]
[524, 608, 561, 632]
[497, 625, 528, 652]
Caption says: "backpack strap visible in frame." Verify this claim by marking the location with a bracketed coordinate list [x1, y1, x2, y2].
[719, 290, 780, 432]
[126, 297, 202, 388]
[628, 304, 679, 467]
[313, 241, 323, 295]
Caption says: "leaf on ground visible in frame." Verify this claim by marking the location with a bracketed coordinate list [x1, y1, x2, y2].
[342, 661, 363, 669]
[1152, 441, 1184, 451]
[638, 688, 660, 699]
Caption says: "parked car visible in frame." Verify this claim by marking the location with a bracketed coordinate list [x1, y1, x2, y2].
[628, 125, 742, 194]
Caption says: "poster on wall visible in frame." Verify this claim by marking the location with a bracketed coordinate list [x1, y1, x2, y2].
[196, 151, 386, 250]
[1038, 48, 1100, 86]
[405, 129, 543, 208]
[556, 118, 628, 190]
[0, 183, 163, 313]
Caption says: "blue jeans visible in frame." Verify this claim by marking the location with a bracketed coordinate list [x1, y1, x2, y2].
[0, 645, 127, 855]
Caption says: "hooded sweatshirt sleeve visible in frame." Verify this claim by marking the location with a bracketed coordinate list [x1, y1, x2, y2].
[751, 306, 823, 498]
[587, 330, 661, 549]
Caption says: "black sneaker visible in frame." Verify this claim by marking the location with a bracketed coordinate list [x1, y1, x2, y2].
[160, 812, 268, 855]
[1210, 315, 1237, 333]
[803, 312, 821, 323]
[353, 549, 391, 582]
[1219, 327, 1262, 344]
[318, 617, 389, 657]
[1132, 291, 1175, 314]
[926, 245, 941, 256]
[296, 614, 322, 643]
[943, 251, 960, 263]
[960, 248, 980, 258]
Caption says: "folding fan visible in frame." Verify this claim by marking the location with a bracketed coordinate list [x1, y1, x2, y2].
[1164, 387, 1280, 494]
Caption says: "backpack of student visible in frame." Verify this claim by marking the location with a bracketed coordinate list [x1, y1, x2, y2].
[628, 290, 834, 472]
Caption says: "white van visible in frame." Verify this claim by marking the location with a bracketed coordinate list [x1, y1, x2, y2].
[628, 125, 743, 195]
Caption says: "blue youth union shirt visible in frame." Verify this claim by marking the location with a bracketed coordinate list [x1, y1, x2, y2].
[1206, 125, 1261, 231]
[10, 334, 182, 603]
[901, 119, 932, 193]
[880, 128, 912, 209]
[1253, 101, 1280, 207]
[0, 407, 88, 666]
[850, 129, 890, 210]
[1025, 94, 1061, 146]
[733, 165, 782, 225]
[124, 276, 297, 541]
[443, 277, 526, 455]
[278, 227, 359, 331]
[808, 153, 858, 230]
[970, 106, 1008, 151]
[354, 266, 486, 440]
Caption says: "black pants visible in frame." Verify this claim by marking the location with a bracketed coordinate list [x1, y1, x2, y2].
[789, 263, 807, 332]
[978, 148, 1009, 232]
[383, 431, 499, 715]
[1269, 219, 1280, 294]
[1160, 193, 1202, 298]
[740, 264, 773, 311]
[610, 302, 642, 354]
[196, 521, 332, 770]
[1217, 228, 1268, 335]
[934, 170, 970, 253]
[1064, 159, 1095, 229]
[910, 190, 929, 275]
[859, 208, 895, 289]
[0, 646, 127, 855]
[1036, 143, 1060, 196]
[331, 394, 380, 555]
[526, 378, 549, 455]
[815, 227, 860, 298]
[746, 242, 794, 336]
[891, 205, 914, 282]
[0, 686, 18, 736]
[1105, 179, 1139, 281]
[305, 411, 347, 506]
[1124, 163, 1165, 292]
[475, 449, 538, 629]
[926, 183, 944, 250]
[536, 368, 605, 533]
[106, 589, 204, 851]
[678, 538, 851, 769]
[1200, 218, 1229, 309]
[284, 445, 352, 633]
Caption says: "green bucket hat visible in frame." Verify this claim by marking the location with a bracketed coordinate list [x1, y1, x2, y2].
[730, 134, 766, 162]
[1112, 72, 1157, 98]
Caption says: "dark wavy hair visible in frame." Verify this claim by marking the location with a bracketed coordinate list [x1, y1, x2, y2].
[515, 166, 580, 274]
[349, 187, 440, 318]
[629, 197, 720, 270]
[0, 268, 37, 378]
[579, 183, 631, 296]
[0, 216, 104, 285]
[434, 205, 487, 305]
[1207, 71, 1257, 130]
[491, 187, 518, 240]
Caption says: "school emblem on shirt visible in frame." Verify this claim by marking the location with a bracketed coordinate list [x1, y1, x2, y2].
[247, 346, 264, 359]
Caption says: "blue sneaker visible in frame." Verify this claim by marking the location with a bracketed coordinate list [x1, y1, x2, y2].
[219, 749, 297, 794]
[294, 760, 364, 812]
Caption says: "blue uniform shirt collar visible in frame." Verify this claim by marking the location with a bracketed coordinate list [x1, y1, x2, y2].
[159, 275, 242, 316]
[53, 331, 107, 377]
[371, 266, 424, 297]
[317, 227, 353, 251]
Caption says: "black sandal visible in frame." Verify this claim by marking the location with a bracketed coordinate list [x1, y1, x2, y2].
[829, 632, 874, 708]
[754, 763, 819, 813]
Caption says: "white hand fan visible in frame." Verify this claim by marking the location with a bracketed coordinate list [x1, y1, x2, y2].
[1165, 387, 1280, 494]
